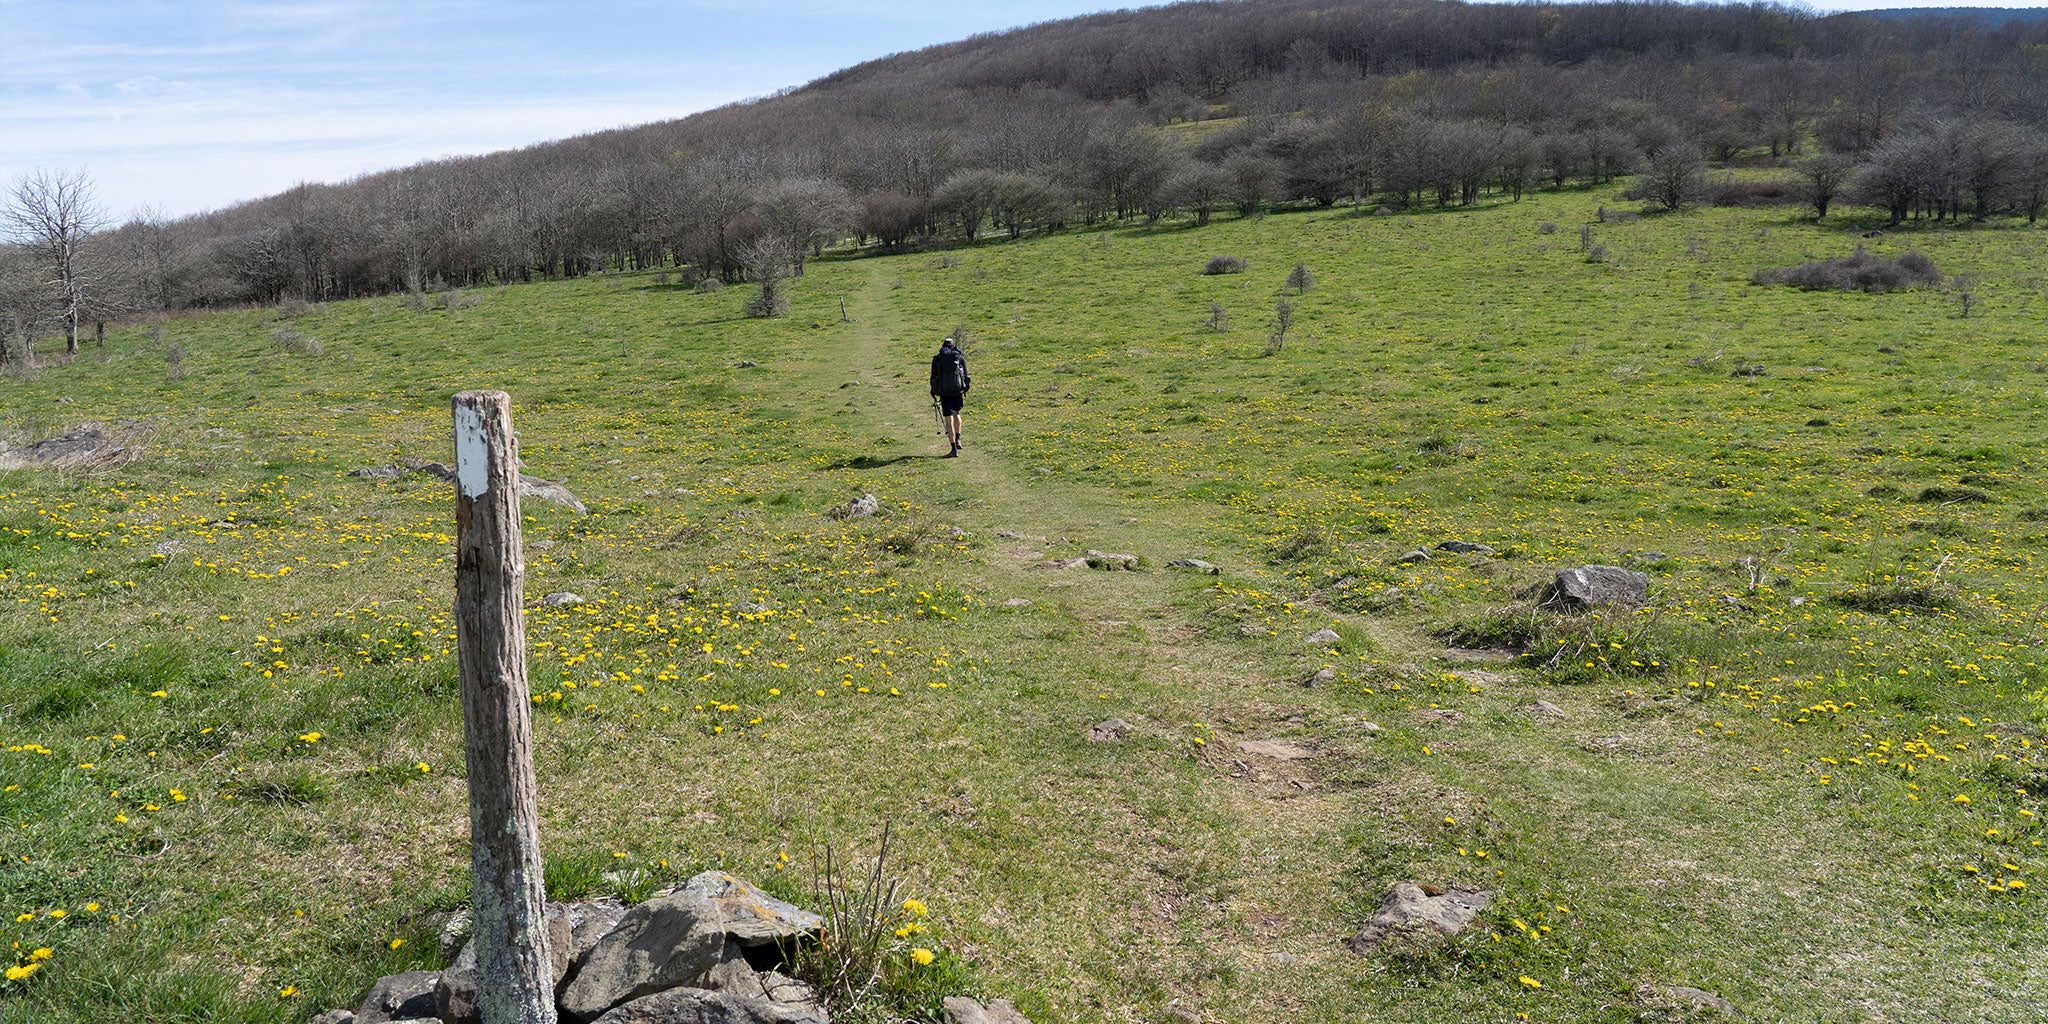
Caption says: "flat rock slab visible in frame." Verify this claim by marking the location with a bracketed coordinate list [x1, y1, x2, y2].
[1087, 719, 1134, 742]
[1237, 740, 1314, 761]
[944, 996, 1034, 1024]
[0, 425, 128, 470]
[1305, 628, 1341, 644]
[1348, 883, 1491, 951]
[1166, 558, 1220, 574]
[1544, 565, 1650, 610]
[590, 988, 827, 1024]
[675, 871, 824, 946]
[1524, 700, 1569, 721]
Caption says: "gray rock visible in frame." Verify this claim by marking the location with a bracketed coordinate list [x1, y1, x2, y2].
[835, 493, 880, 519]
[1360, 721, 1382, 733]
[1238, 623, 1267, 636]
[437, 910, 473, 961]
[1666, 986, 1740, 1014]
[1305, 628, 1341, 644]
[1305, 667, 1337, 687]
[1003, 598, 1031, 607]
[351, 465, 405, 480]
[357, 971, 441, 1023]
[1086, 719, 1134, 742]
[1347, 883, 1492, 951]
[943, 996, 1033, 1024]
[1435, 541, 1497, 555]
[590, 988, 828, 1024]
[1629, 551, 1670, 566]
[561, 873, 821, 1022]
[543, 592, 585, 607]
[310, 1011, 358, 1024]
[1543, 565, 1650, 610]
[760, 972, 820, 1009]
[1396, 550, 1432, 564]
[1084, 550, 1139, 570]
[1044, 557, 1091, 570]
[1166, 558, 1220, 574]
[1524, 700, 1568, 721]
[0, 425, 126, 471]
[518, 478, 589, 515]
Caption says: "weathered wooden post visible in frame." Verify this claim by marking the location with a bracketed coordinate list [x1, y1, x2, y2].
[452, 390, 557, 1024]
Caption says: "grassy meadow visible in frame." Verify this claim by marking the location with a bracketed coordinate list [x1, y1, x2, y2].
[2, 184, 2045, 1023]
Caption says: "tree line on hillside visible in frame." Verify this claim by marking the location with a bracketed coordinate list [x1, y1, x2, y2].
[4, 0, 2047, 362]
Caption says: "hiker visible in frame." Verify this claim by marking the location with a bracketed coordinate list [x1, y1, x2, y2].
[930, 336, 970, 457]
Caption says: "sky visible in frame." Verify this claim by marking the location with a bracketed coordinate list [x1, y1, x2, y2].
[2, 0, 2040, 221]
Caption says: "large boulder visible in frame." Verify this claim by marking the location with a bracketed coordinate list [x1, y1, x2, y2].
[589, 987, 828, 1024]
[1543, 565, 1649, 610]
[559, 873, 821, 1023]
[356, 970, 442, 1023]
[1347, 883, 1492, 952]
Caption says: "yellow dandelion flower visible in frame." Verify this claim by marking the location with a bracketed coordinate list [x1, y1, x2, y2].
[911, 947, 935, 966]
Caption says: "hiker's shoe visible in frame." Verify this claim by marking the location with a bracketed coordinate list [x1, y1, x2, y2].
[947, 443, 960, 458]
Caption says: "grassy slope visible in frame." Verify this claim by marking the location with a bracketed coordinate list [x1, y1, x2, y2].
[2, 186, 2044, 1023]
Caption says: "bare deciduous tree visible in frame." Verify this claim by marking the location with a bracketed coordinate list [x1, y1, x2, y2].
[4, 168, 105, 355]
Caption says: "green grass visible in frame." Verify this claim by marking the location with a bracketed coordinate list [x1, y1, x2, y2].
[2, 185, 2044, 1022]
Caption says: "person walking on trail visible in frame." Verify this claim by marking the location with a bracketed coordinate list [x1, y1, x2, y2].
[930, 336, 970, 458]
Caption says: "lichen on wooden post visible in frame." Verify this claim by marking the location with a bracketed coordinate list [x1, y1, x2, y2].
[452, 389, 557, 1024]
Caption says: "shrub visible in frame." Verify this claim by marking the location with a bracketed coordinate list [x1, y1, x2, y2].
[1708, 178, 1799, 207]
[1203, 255, 1247, 275]
[268, 326, 322, 355]
[694, 278, 724, 293]
[275, 295, 314, 318]
[1537, 222, 1558, 235]
[1585, 244, 1609, 264]
[1286, 262, 1315, 294]
[1752, 244, 1941, 292]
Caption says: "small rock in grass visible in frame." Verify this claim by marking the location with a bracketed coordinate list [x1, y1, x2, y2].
[1305, 627, 1341, 644]
[1167, 558, 1220, 573]
[309, 1011, 357, 1024]
[1525, 700, 1568, 721]
[1045, 556, 1092, 570]
[1087, 719, 1134, 742]
[944, 996, 1035, 1024]
[1436, 540, 1496, 555]
[1003, 598, 1032, 607]
[542, 592, 585, 607]
[1085, 549, 1140, 570]
[1348, 883, 1491, 951]
[836, 493, 881, 519]
[1396, 549, 1432, 564]
[1360, 721, 1383, 733]
[1305, 667, 1336, 687]
[1239, 623, 1267, 636]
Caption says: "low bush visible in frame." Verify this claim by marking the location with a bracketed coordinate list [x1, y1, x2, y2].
[1753, 245, 1940, 292]
[1203, 255, 1247, 275]
[268, 326, 323, 355]
[1709, 178, 1799, 207]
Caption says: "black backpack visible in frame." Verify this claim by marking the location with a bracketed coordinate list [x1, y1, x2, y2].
[930, 349, 969, 396]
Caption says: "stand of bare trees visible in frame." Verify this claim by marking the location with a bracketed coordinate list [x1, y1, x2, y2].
[4, 1, 2046, 347]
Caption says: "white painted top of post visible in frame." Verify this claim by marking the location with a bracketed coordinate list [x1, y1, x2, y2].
[453, 403, 491, 498]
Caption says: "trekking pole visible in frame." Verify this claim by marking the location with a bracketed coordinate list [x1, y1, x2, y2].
[932, 395, 944, 435]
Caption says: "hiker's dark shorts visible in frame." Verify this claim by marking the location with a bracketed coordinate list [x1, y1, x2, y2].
[939, 393, 964, 415]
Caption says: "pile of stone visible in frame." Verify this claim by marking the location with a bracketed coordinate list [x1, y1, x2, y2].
[310, 872, 826, 1024]
[311, 871, 1031, 1024]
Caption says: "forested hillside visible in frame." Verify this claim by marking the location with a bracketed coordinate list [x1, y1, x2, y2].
[5, 0, 2047, 348]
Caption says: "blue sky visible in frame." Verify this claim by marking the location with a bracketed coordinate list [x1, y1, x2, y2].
[1, 1, 2037, 221]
